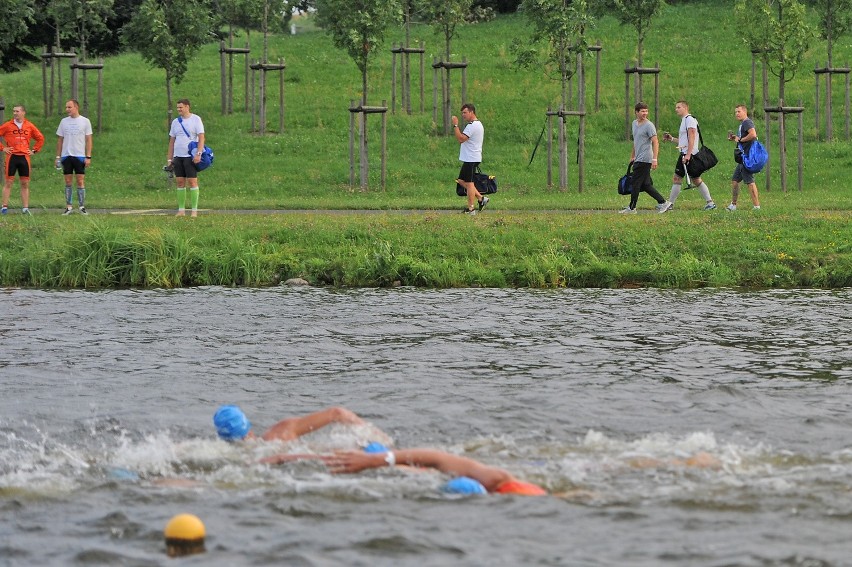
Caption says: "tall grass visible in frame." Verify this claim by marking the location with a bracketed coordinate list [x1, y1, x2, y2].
[1, 211, 849, 288]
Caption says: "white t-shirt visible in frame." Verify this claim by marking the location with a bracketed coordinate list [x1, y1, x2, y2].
[459, 120, 484, 163]
[56, 115, 93, 158]
[678, 114, 699, 156]
[169, 113, 205, 157]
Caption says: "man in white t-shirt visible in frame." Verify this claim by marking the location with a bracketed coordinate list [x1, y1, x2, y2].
[659, 100, 716, 212]
[451, 103, 487, 215]
[166, 98, 205, 217]
[55, 99, 93, 215]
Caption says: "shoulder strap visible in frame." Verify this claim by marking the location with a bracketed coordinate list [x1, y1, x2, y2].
[687, 114, 706, 147]
[177, 116, 191, 138]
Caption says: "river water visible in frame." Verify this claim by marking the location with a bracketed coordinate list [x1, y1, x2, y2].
[1, 287, 851, 566]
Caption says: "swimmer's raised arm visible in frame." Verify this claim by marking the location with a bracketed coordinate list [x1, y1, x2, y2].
[261, 406, 372, 441]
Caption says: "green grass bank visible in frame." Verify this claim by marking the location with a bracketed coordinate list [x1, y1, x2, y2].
[1, 0, 850, 289]
[1, 211, 850, 289]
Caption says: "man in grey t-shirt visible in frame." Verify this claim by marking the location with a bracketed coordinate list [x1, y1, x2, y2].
[621, 102, 668, 213]
[726, 104, 761, 211]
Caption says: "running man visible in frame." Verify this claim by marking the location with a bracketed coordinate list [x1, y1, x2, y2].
[0, 104, 45, 215]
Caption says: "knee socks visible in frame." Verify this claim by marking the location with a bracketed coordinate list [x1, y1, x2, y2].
[176, 187, 186, 211]
[77, 187, 85, 207]
[669, 184, 682, 204]
[190, 187, 199, 211]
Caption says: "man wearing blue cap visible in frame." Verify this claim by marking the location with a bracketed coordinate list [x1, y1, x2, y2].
[213, 405, 383, 443]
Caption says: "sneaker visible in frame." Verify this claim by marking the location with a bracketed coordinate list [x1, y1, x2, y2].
[726, 203, 737, 212]
[703, 202, 717, 211]
[658, 201, 673, 213]
[1, 206, 7, 215]
[752, 205, 761, 211]
[22, 208, 31, 216]
[79, 206, 88, 215]
[62, 207, 73, 215]
[618, 207, 637, 214]
[463, 207, 477, 215]
[478, 196, 489, 212]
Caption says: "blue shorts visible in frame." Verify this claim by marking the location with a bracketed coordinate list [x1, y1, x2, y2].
[732, 163, 755, 184]
[61, 156, 86, 175]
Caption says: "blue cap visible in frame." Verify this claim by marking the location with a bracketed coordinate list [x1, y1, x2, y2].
[213, 405, 251, 441]
[442, 476, 487, 495]
[363, 442, 389, 454]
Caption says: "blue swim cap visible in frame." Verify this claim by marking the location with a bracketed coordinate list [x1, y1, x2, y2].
[363, 442, 389, 454]
[213, 405, 251, 441]
[442, 476, 487, 495]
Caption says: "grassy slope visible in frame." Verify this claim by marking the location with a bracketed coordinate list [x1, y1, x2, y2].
[1, 0, 850, 212]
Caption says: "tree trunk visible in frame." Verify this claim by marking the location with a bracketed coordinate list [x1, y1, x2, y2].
[166, 71, 173, 124]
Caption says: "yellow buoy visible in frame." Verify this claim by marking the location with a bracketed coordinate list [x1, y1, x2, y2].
[164, 514, 206, 557]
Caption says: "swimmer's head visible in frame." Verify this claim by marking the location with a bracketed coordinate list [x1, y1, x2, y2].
[494, 479, 547, 496]
[213, 405, 251, 441]
[442, 476, 487, 495]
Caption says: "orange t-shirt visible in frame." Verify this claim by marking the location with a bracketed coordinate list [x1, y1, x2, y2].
[0, 119, 45, 155]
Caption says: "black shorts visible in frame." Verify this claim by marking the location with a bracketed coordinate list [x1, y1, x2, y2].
[173, 156, 198, 179]
[61, 157, 86, 175]
[5, 154, 30, 178]
[458, 162, 479, 183]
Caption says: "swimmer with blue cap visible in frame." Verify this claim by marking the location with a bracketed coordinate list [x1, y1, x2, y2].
[213, 405, 389, 444]
[319, 448, 547, 496]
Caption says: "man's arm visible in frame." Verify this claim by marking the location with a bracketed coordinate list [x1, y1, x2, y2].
[56, 136, 64, 160]
[85, 134, 93, 161]
[31, 124, 45, 154]
[193, 133, 205, 163]
[321, 448, 514, 492]
[685, 127, 697, 160]
[167, 136, 176, 163]
[651, 134, 659, 169]
[261, 406, 370, 442]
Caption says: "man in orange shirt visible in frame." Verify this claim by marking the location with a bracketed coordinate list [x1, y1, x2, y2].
[0, 104, 45, 215]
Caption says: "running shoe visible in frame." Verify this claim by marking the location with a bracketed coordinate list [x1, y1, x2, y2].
[478, 196, 489, 212]
[726, 203, 737, 212]
[658, 201, 673, 213]
[1, 206, 7, 215]
[463, 208, 477, 215]
[62, 207, 73, 215]
[79, 206, 88, 215]
[618, 207, 637, 214]
[703, 202, 717, 211]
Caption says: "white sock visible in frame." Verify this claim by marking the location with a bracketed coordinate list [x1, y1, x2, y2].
[669, 184, 682, 204]
[698, 182, 713, 202]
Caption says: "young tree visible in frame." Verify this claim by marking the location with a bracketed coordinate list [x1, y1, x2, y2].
[612, 0, 663, 68]
[48, 0, 115, 59]
[122, 0, 214, 121]
[812, 0, 852, 66]
[427, 0, 473, 61]
[0, 0, 35, 71]
[514, 0, 594, 111]
[315, 0, 403, 105]
[735, 0, 814, 100]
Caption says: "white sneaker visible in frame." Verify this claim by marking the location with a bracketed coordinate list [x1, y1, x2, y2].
[703, 202, 717, 211]
[618, 207, 637, 214]
[658, 201, 672, 213]
[726, 203, 737, 212]
[752, 206, 761, 211]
